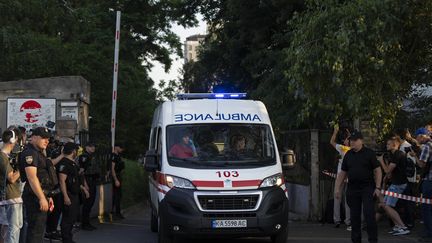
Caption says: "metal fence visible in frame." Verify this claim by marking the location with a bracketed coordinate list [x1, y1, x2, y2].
[278, 129, 339, 220]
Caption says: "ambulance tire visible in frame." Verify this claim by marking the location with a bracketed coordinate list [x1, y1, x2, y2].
[158, 215, 175, 243]
[150, 209, 158, 233]
[270, 225, 288, 243]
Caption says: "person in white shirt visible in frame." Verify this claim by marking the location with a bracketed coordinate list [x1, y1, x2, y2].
[330, 124, 351, 230]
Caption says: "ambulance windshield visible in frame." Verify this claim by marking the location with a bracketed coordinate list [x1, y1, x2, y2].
[166, 124, 276, 168]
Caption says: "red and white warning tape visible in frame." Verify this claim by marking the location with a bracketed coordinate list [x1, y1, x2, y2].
[381, 190, 432, 204]
[322, 170, 348, 182]
[322, 170, 338, 179]
[321, 170, 432, 205]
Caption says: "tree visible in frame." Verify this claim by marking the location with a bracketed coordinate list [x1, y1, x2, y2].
[0, 0, 198, 157]
[284, 0, 432, 133]
[183, 0, 432, 134]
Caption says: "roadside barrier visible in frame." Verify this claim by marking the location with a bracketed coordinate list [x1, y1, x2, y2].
[322, 170, 432, 205]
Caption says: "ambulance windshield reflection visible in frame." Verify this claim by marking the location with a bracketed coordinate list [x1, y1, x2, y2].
[166, 124, 276, 168]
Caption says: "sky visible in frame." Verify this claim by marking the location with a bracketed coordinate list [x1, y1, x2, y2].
[149, 17, 207, 88]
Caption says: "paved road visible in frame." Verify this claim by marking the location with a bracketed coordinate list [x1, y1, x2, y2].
[73, 204, 420, 243]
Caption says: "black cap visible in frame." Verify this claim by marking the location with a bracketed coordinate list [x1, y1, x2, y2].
[63, 142, 79, 154]
[31, 127, 51, 138]
[349, 130, 364, 140]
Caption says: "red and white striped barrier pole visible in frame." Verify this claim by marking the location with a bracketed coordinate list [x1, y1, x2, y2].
[322, 170, 432, 205]
[111, 11, 121, 152]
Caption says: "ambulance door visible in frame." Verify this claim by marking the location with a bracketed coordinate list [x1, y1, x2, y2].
[154, 126, 162, 212]
[148, 127, 161, 211]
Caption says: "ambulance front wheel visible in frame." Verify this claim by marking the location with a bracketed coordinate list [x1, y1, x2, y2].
[270, 224, 288, 243]
[158, 215, 175, 243]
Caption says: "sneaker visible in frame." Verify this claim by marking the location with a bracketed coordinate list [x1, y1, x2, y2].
[334, 222, 341, 228]
[388, 226, 400, 234]
[346, 226, 352, 231]
[392, 227, 410, 236]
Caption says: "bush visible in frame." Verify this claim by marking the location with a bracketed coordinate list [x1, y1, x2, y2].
[121, 159, 149, 208]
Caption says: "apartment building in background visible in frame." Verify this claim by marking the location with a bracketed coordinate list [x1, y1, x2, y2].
[184, 34, 206, 63]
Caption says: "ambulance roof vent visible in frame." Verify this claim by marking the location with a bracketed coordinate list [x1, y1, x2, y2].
[176, 93, 247, 100]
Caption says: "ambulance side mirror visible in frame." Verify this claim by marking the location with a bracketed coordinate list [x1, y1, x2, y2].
[280, 149, 296, 170]
[144, 149, 159, 172]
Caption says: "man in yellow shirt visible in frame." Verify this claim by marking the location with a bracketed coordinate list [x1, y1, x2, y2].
[330, 124, 351, 230]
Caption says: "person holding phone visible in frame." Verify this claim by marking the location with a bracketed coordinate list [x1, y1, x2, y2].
[169, 132, 197, 158]
[330, 124, 351, 230]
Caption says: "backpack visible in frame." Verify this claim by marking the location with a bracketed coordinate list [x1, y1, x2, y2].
[405, 153, 416, 182]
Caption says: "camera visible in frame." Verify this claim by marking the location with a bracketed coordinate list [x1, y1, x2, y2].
[43, 187, 61, 197]
[9, 143, 25, 171]
[47, 138, 63, 159]
[376, 151, 390, 161]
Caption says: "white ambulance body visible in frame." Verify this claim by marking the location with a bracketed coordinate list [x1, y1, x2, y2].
[144, 93, 289, 243]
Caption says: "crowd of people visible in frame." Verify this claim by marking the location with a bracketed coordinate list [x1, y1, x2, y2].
[331, 123, 432, 243]
[0, 126, 125, 243]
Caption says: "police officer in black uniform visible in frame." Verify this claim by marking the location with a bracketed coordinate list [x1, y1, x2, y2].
[111, 143, 125, 219]
[58, 142, 84, 243]
[79, 142, 98, 230]
[19, 127, 57, 243]
[335, 131, 382, 243]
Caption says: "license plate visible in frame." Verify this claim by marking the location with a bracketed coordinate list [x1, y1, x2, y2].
[211, 219, 247, 228]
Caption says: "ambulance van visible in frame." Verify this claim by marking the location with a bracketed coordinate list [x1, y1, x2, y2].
[144, 93, 290, 243]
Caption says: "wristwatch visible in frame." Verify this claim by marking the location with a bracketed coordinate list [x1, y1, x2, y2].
[376, 187, 381, 190]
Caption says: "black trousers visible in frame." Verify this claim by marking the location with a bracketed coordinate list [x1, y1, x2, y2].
[61, 194, 79, 243]
[46, 192, 62, 232]
[23, 194, 47, 243]
[346, 187, 377, 243]
[82, 176, 98, 225]
[112, 180, 122, 214]
[400, 182, 415, 227]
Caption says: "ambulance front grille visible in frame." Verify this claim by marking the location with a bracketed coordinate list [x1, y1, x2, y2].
[197, 195, 259, 211]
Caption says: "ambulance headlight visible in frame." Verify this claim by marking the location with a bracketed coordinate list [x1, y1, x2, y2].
[259, 174, 284, 188]
[166, 175, 196, 189]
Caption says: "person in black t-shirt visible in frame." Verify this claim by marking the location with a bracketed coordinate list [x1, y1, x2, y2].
[111, 143, 125, 220]
[335, 130, 382, 243]
[19, 127, 54, 243]
[58, 142, 89, 243]
[378, 136, 410, 235]
[79, 142, 98, 231]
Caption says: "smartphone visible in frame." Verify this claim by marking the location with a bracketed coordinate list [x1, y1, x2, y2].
[49, 200, 54, 212]
[404, 147, 412, 153]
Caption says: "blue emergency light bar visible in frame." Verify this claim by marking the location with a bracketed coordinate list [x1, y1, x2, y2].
[176, 93, 247, 100]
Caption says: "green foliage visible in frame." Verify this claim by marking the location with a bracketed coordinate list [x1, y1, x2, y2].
[157, 79, 182, 101]
[285, 0, 432, 134]
[121, 159, 148, 209]
[0, 0, 198, 157]
[183, 0, 432, 135]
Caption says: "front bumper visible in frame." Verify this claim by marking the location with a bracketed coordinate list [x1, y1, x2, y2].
[159, 187, 289, 238]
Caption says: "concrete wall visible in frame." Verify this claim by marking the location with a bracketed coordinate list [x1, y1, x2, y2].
[287, 183, 310, 220]
[0, 76, 90, 134]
